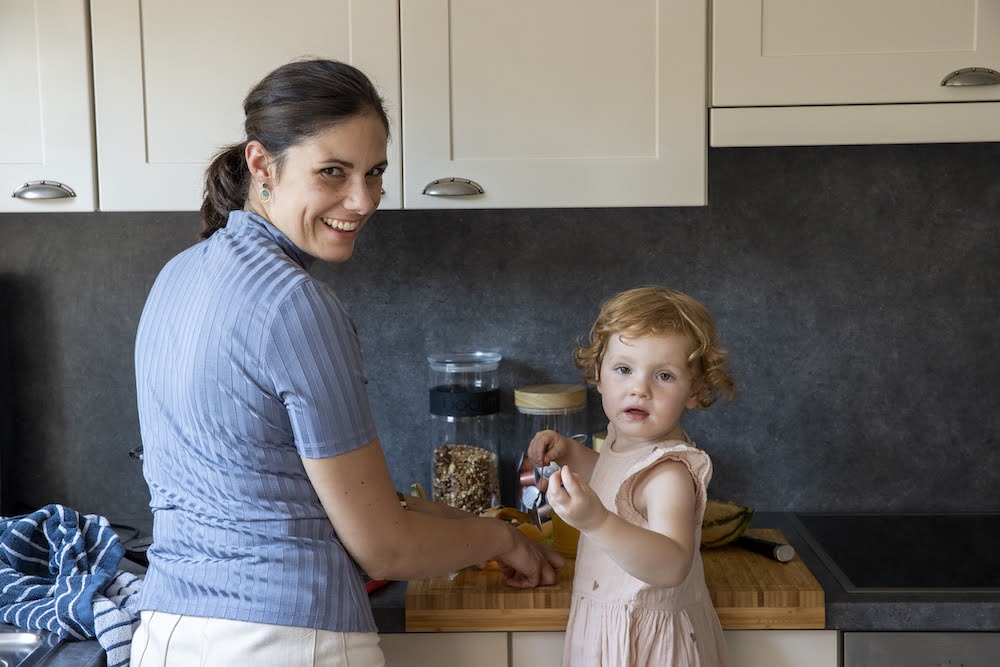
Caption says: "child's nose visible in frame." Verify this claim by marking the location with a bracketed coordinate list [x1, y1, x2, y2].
[630, 377, 651, 397]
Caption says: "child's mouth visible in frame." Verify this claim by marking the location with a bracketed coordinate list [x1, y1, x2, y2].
[624, 408, 648, 419]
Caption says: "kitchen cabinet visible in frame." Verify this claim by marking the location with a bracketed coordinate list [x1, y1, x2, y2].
[510, 631, 564, 666]
[1, 0, 95, 213]
[21, 0, 705, 213]
[380, 632, 507, 667]
[510, 630, 840, 666]
[725, 630, 837, 667]
[711, 0, 1000, 146]
[398, 0, 707, 208]
[384, 630, 838, 666]
[89, 0, 402, 212]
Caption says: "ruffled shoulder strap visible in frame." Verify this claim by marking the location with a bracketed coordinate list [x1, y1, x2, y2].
[613, 443, 714, 525]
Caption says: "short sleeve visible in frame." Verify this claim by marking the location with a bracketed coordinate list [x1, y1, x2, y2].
[614, 444, 714, 524]
[266, 281, 378, 458]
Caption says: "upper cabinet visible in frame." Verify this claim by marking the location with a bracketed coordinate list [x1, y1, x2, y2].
[87, 0, 705, 212]
[711, 0, 1000, 146]
[90, 0, 401, 212]
[1, 0, 95, 213]
[19, 1, 1000, 212]
[398, 0, 707, 208]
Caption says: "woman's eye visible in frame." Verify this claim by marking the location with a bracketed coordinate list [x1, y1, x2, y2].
[367, 166, 386, 178]
[321, 166, 344, 177]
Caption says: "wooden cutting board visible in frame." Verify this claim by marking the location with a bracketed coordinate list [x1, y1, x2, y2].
[405, 528, 824, 632]
[702, 529, 825, 629]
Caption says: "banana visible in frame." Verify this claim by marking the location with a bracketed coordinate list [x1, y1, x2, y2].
[479, 506, 533, 526]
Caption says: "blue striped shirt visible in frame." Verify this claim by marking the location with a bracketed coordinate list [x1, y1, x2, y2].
[134, 209, 378, 632]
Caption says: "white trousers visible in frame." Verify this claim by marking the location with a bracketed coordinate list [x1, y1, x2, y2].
[130, 610, 386, 667]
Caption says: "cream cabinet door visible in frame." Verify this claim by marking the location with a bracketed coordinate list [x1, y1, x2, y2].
[380, 632, 508, 667]
[399, 0, 707, 208]
[90, 0, 401, 212]
[711, 0, 1000, 146]
[713, 0, 1000, 106]
[724, 630, 838, 667]
[510, 631, 564, 666]
[1, 0, 95, 212]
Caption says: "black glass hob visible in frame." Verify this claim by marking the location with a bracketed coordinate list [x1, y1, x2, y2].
[793, 512, 1000, 593]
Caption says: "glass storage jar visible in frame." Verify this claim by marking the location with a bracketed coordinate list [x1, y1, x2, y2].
[514, 383, 587, 557]
[428, 352, 501, 515]
[514, 383, 588, 449]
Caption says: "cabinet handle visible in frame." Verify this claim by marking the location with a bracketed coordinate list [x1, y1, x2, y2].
[12, 180, 77, 200]
[422, 177, 484, 197]
[940, 67, 1000, 87]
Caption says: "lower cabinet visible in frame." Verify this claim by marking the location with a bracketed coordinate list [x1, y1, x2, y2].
[725, 630, 838, 667]
[380, 629, 837, 666]
[510, 632, 565, 666]
[379, 632, 508, 667]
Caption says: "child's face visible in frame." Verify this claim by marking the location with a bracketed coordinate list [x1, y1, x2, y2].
[596, 332, 700, 447]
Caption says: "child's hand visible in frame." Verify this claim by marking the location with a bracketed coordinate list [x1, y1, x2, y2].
[546, 465, 609, 534]
[528, 429, 575, 467]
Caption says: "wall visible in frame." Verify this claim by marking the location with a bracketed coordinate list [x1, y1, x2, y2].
[1, 143, 998, 530]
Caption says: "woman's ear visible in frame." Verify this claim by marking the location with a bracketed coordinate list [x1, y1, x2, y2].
[245, 140, 273, 185]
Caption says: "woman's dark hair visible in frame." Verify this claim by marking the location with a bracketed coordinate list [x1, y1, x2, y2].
[200, 58, 390, 238]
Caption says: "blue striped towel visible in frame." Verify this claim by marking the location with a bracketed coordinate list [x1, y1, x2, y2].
[0, 504, 143, 667]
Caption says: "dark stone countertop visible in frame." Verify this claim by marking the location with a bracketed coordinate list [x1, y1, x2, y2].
[377, 511, 1000, 634]
[755, 512, 1000, 632]
[33, 511, 1000, 664]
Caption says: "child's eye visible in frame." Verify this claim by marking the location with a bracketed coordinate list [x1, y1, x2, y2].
[614, 365, 631, 375]
[657, 371, 675, 382]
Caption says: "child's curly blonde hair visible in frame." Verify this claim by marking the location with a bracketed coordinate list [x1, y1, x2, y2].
[573, 286, 736, 409]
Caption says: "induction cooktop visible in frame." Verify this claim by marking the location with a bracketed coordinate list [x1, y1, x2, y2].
[792, 512, 1000, 593]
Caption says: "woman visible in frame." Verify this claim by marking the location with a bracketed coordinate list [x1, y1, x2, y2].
[132, 58, 563, 666]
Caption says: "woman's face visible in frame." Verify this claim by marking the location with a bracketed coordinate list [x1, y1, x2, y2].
[260, 113, 388, 263]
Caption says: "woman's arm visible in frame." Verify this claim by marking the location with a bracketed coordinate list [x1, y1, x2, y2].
[302, 438, 565, 586]
[402, 493, 476, 519]
[548, 460, 697, 587]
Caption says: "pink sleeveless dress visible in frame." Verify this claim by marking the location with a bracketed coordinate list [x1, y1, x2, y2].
[562, 425, 730, 666]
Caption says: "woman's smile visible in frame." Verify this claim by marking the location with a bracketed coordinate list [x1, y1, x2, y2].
[252, 112, 388, 264]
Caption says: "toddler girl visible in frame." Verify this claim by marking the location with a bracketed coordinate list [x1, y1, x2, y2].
[529, 286, 736, 666]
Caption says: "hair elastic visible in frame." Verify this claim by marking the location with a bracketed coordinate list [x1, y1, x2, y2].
[260, 183, 271, 203]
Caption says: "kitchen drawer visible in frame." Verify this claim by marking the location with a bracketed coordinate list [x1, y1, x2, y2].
[380, 632, 507, 667]
[844, 632, 1000, 666]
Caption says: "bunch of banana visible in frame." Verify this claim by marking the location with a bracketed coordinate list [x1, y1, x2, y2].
[480, 506, 553, 543]
[479, 505, 533, 525]
[701, 499, 754, 548]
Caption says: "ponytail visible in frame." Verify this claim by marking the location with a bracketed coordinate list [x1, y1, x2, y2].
[200, 143, 249, 239]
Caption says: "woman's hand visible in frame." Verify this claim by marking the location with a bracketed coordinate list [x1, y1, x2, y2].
[545, 465, 609, 533]
[493, 524, 566, 588]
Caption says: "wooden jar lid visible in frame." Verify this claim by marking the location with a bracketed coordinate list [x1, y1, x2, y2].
[514, 384, 586, 412]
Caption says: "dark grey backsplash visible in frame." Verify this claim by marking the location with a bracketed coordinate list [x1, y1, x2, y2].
[1, 144, 998, 527]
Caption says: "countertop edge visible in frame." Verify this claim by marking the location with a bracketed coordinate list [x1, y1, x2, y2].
[754, 512, 1000, 632]
[41, 510, 999, 663]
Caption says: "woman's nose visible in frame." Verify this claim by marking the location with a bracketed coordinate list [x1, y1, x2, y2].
[345, 178, 377, 214]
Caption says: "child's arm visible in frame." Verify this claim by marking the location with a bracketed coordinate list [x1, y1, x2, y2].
[547, 462, 697, 587]
[527, 430, 599, 480]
